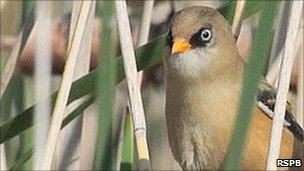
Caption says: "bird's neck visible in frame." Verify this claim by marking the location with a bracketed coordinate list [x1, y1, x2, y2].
[165, 57, 244, 122]
[166, 55, 244, 90]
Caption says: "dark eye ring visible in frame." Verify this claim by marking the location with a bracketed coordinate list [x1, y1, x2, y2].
[166, 30, 173, 48]
[200, 29, 212, 41]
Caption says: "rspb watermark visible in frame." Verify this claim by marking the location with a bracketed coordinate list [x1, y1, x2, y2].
[277, 159, 302, 167]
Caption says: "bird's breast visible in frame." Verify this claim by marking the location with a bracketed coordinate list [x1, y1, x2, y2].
[165, 79, 240, 169]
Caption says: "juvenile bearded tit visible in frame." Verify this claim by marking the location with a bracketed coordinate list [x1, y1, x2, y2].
[164, 6, 303, 170]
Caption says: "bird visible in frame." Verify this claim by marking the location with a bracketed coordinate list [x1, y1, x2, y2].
[164, 6, 303, 170]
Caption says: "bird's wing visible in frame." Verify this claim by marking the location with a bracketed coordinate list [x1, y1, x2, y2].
[256, 78, 304, 142]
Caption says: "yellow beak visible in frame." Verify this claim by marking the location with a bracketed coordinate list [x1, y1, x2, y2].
[171, 38, 191, 54]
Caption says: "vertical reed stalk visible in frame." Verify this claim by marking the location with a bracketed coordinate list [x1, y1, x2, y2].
[137, 0, 154, 47]
[135, 0, 154, 84]
[33, 1, 52, 169]
[296, 19, 303, 127]
[117, 1, 154, 169]
[297, 47, 303, 128]
[41, 2, 94, 169]
[266, 1, 303, 170]
[75, 0, 96, 169]
[266, 49, 284, 87]
[115, 1, 151, 170]
[0, 144, 7, 170]
[232, 0, 246, 36]
[297, 48, 303, 127]
[56, 1, 96, 169]
[54, 2, 82, 168]
[268, 1, 291, 67]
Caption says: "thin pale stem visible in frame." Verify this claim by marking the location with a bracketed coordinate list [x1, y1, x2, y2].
[55, 1, 96, 169]
[268, 1, 290, 66]
[266, 1, 303, 170]
[41, 1, 94, 169]
[0, 144, 7, 170]
[136, 0, 154, 87]
[137, 0, 154, 47]
[75, 1, 96, 170]
[114, 1, 151, 170]
[297, 50, 303, 127]
[33, 1, 52, 169]
[232, 0, 246, 36]
[0, 34, 22, 99]
[296, 19, 303, 127]
[266, 48, 284, 87]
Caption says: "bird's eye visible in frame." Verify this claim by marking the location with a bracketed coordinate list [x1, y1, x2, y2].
[189, 26, 212, 48]
[200, 29, 212, 42]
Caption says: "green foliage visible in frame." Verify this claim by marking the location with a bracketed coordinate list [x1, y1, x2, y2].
[0, 34, 167, 144]
[224, 1, 280, 170]
[94, 1, 116, 170]
[218, 0, 236, 24]
[10, 148, 32, 171]
[21, 0, 35, 27]
[120, 112, 134, 170]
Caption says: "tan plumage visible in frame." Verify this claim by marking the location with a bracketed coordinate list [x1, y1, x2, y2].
[164, 6, 303, 170]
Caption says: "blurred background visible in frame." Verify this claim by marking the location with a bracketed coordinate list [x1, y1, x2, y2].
[0, 0, 302, 170]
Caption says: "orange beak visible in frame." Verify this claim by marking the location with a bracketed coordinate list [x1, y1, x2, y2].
[171, 38, 191, 54]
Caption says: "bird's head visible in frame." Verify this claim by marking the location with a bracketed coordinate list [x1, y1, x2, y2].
[165, 6, 240, 81]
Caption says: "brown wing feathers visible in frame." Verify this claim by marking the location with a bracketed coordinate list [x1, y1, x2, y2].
[256, 81, 304, 142]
